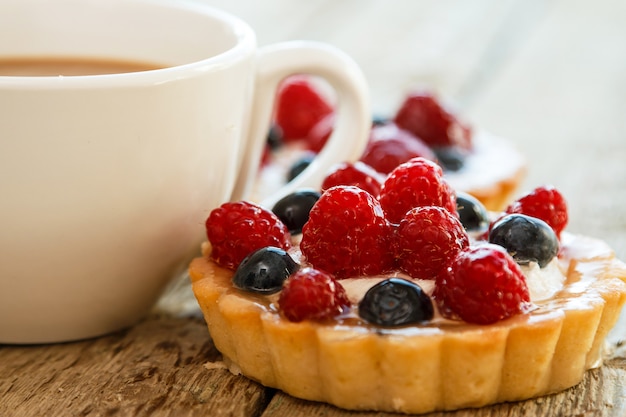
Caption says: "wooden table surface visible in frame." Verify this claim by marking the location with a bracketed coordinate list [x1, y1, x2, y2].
[2, 0, 625, 416]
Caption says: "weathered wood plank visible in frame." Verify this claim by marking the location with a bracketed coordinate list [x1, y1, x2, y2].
[464, 0, 626, 259]
[204, 0, 531, 112]
[0, 316, 272, 417]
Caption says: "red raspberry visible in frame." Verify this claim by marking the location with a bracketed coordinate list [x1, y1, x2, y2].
[274, 76, 333, 141]
[301, 186, 395, 278]
[360, 123, 437, 174]
[205, 201, 291, 270]
[278, 267, 350, 322]
[378, 157, 457, 224]
[505, 185, 568, 238]
[394, 90, 472, 150]
[434, 244, 531, 324]
[321, 161, 384, 197]
[397, 206, 469, 279]
[305, 113, 334, 152]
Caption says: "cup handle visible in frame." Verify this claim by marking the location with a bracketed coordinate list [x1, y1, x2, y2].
[230, 40, 371, 209]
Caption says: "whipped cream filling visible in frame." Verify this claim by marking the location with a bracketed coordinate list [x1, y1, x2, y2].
[444, 132, 525, 192]
[337, 256, 565, 307]
[288, 231, 567, 307]
[520, 258, 566, 302]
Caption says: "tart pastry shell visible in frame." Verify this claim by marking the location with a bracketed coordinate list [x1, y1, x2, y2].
[189, 233, 626, 414]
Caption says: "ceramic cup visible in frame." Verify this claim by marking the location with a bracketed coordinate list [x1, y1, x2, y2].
[0, 0, 370, 343]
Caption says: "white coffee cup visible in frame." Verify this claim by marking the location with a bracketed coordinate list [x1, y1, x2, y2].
[0, 0, 370, 343]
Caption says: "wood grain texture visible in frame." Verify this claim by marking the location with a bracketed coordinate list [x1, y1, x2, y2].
[0, 315, 273, 417]
[2, 0, 625, 415]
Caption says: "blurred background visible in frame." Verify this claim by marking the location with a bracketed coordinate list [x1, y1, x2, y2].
[204, 0, 626, 263]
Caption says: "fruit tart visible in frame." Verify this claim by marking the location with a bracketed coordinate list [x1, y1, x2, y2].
[190, 158, 626, 414]
[257, 76, 526, 211]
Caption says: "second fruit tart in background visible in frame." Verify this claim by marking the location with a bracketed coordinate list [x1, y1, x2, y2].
[258, 76, 526, 211]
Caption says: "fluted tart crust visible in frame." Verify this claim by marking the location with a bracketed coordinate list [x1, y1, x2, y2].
[189, 233, 626, 414]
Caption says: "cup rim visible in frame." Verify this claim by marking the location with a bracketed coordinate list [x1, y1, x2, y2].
[0, 0, 257, 88]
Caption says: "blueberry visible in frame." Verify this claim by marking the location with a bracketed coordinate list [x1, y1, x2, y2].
[433, 146, 468, 172]
[287, 152, 316, 182]
[358, 278, 434, 326]
[371, 114, 389, 126]
[232, 246, 299, 294]
[489, 213, 558, 268]
[266, 123, 283, 150]
[272, 189, 321, 234]
[456, 191, 489, 233]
